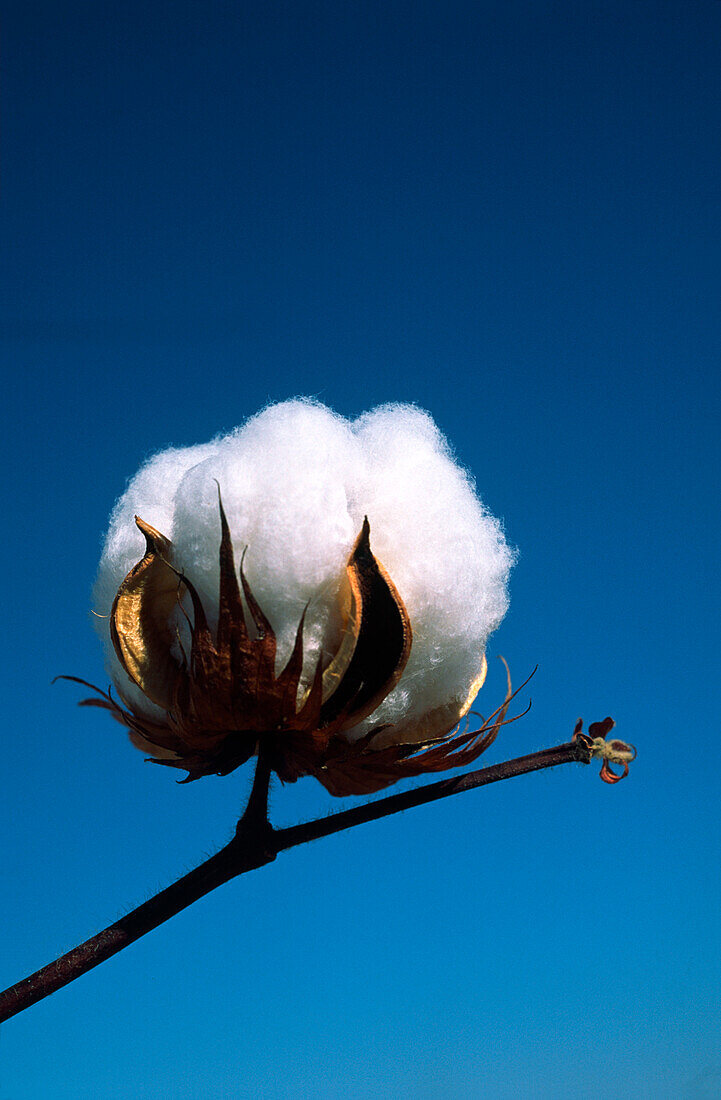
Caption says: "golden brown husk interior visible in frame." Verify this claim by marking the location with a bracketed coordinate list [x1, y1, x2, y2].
[72, 497, 513, 793]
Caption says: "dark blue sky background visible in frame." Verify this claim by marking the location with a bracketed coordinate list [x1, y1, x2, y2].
[2, 3, 720, 1097]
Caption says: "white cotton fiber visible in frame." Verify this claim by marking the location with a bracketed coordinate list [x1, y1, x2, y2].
[93, 399, 515, 742]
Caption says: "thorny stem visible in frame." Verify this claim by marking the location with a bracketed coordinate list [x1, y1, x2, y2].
[0, 736, 592, 1024]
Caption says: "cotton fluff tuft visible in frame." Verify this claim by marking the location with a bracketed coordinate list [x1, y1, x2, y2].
[93, 400, 516, 741]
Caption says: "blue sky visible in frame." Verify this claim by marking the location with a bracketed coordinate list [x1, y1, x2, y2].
[1, 2, 720, 1096]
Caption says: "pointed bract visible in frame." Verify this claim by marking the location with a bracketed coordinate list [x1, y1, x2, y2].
[76, 495, 512, 790]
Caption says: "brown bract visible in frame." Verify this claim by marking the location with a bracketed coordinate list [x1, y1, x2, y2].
[70, 496, 517, 795]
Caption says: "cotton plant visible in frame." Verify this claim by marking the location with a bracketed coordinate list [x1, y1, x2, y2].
[0, 400, 635, 1022]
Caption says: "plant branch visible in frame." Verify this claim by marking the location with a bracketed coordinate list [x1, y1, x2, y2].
[276, 738, 591, 851]
[0, 736, 591, 1024]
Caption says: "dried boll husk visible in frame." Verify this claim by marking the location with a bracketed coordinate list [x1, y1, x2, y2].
[86, 400, 516, 791]
[75, 495, 520, 793]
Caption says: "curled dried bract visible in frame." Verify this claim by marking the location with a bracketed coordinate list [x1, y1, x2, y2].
[68, 494, 518, 794]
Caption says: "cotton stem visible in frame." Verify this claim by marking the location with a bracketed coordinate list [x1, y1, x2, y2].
[0, 736, 591, 1024]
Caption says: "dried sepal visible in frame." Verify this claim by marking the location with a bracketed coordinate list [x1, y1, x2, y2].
[66, 495, 520, 792]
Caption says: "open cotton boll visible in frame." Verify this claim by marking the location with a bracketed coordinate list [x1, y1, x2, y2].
[93, 399, 515, 743]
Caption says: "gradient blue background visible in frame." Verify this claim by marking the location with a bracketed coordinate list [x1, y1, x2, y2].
[2, 3, 719, 1097]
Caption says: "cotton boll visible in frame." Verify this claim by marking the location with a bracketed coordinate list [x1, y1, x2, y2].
[93, 399, 515, 744]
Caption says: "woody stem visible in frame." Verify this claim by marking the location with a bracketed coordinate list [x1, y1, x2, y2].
[235, 742, 274, 840]
[0, 736, 592, 1025]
